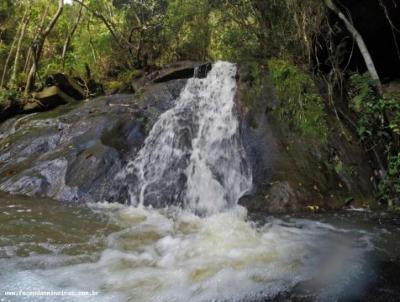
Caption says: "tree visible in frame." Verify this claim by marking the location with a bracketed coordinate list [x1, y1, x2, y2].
[10, 8, 30, 88]
[324, 0, 382, 94]
[72, 0, 129, 50]
[61, 4, 83, 70]
[0, 28, 17, 88]
[25, 0, 64, 95]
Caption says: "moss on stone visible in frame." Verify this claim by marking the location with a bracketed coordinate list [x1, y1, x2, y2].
[240, 61, 264, 111]
[268, 59, 328, 143]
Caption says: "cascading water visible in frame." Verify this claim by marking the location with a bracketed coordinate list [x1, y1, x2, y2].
[0, 62, 377, 302]
[122, 62, 252, 214]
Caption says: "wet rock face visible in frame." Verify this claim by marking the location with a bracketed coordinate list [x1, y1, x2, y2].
[0, 79, 187, 203]
[237, 62, 375, 213]
[0, 100, 22, 124]
[0, 61, 375, 212]
[152, 62, 212, 83]
[0, 73, 95, 124]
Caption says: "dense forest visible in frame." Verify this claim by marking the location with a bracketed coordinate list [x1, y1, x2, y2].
[0, 0, 399, 206]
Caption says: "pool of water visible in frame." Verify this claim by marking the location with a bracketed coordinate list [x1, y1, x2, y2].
[0, 193, 399, 302]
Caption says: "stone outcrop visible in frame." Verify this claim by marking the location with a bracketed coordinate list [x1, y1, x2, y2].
[45, 73, 86, 100]
[0, 61, 376, 213]
[24, 86, 76, 112]
[238, 62, 375, 213]
[0, 78, 187, 202]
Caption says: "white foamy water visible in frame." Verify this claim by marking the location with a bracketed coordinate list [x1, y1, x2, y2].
[0, 62, 374, 302]
[0, 203, 373, 302]
[122, 62, 251, 215]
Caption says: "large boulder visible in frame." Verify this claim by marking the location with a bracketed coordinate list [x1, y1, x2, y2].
[0, 99, 22, 123]
[45, 73, 86, 100]
[131, 61, 212, 92]
[151, 61, 212, 83]
[0, 79, 187, 202]
[24, 86, 76, 112]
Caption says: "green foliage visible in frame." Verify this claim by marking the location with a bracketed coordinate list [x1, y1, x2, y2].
[379, 151, 400, 208]
[350, 73, 400, 206]
[160, 0, 210, 63]
[39, 60, 61, 82]
[269, 59, 328, 143]
[240, 61, 263, 109]
[349, 74, 397, 139]
[334, 161, 344, 174]
[0, 0, 326, 88]
[208, 7, 259, 61]
[0, 88, 19, 106]
[349, 73, 375, 113]
[349, 73, 400, 145]
[117, 69, 143, 83]
[104, 81, 123, 92]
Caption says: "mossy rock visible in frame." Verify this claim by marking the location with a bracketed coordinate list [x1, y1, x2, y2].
[45, 73, 86, 100]
[25, 86, 76, 112]
[238, 60, 375, 213]
[268, 58, 328, 143]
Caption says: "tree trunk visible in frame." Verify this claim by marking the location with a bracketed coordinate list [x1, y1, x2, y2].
[25, 0, 64, 95]
[72, 0, 126, 49]
[0, 8, 29, 89]
[23, 5, 50, 74]
[61, 5, 83, 70]
[324, 0, 382, 94]
[0, 33, 17, 88]
[10, 10, 30, 88]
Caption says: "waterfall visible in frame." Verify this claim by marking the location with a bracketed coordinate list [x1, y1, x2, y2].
[122, 62, 252, 215]
[0, 65, 376, 302]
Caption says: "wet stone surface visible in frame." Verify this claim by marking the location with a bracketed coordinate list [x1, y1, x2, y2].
[0, 79, 187, 204]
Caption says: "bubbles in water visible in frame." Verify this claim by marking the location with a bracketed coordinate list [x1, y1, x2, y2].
[0, 203, 374, 302]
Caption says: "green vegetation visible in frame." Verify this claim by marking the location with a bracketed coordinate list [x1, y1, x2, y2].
[350, 74, 396, 138]
[240, 61, 263, 108]
[379, 152, 400, 208]
[0, 0, 399, 208]
[0, 88, 18, 106]
[269, 59, 328, 143]
[0, 0, 327, 92]
[350, 73, 400, 207]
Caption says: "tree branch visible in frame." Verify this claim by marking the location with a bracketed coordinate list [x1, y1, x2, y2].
[72, 0, 126, 49]
[324, 0, 382, 95]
